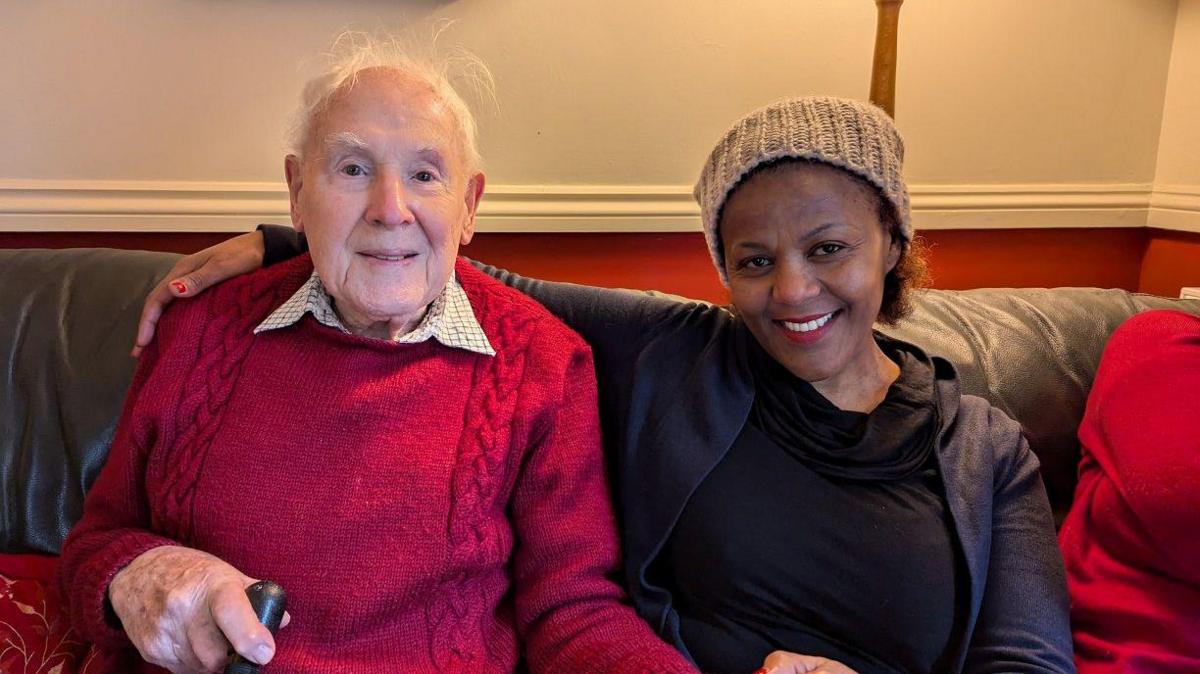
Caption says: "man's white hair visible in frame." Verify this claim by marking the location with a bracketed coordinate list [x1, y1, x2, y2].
[288, 27, 494, 171]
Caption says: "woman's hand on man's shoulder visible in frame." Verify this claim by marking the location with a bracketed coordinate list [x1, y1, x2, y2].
[134, 231, 267, 357]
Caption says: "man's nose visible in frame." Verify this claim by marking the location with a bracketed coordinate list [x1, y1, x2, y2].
[365, 174, 416, 228]
[772, 261, 822, 305]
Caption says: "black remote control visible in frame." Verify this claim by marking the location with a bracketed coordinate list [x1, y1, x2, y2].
[223, 580, 287, 674]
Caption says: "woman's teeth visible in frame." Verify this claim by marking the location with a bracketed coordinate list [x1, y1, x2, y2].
[782, 312, 834, 333]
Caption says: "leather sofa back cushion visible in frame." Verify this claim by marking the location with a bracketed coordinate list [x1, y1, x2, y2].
[1, 249, 177, 554]
[2, 247, 1198, 553]
[878, 288, 1198, 525]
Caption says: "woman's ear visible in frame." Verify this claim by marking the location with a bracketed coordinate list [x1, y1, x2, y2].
[885, 236, 902, 273]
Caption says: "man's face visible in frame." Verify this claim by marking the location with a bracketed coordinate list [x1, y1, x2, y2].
[285, 67, 484, 336]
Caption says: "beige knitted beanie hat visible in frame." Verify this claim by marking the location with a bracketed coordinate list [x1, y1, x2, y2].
[693, 96, 911, 284]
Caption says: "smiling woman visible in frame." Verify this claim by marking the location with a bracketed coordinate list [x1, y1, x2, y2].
[633, 95, 1073, 673]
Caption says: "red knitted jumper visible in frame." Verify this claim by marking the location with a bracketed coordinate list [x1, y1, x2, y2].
[58, 255, 697, 674]
[1059, 310, 1200, 674]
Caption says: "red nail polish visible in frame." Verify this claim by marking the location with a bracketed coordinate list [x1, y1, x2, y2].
[754, 669, 769, 674]
[171, 281, 187, 294]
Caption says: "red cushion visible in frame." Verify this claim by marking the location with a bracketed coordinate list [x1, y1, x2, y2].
[0, 553, 92, 673]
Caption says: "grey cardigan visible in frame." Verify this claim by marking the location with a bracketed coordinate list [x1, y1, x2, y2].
[479, 265, 1074, 674]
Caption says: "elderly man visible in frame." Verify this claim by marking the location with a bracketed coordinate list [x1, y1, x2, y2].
[58, 46, 697, 674]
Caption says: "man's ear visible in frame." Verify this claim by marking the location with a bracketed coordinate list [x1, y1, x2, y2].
[459, 171, 486, 246]
[284, 154, 305, 233]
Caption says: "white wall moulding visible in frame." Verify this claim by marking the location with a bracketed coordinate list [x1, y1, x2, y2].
[0, 179, 1181, 234]
[1148, 185, 1200, 234]
[910, 184, 1152, 230]
[0, 181, 287, 232]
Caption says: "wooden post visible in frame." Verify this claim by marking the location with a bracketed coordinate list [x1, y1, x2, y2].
[870, 0, 904, 118]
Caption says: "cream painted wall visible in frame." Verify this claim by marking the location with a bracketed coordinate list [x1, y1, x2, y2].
[0, 0, 1186, 231]
[1152, 0, 1200, 232]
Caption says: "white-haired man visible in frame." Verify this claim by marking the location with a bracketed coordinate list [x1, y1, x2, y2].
[58, 49, 698, 674]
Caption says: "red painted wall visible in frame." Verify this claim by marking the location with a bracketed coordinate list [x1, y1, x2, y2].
[918, 229, 1148, 291]
[1138, 229, 1200, 298]
[0, 232, 233, 255]
[3, 227, 1197, 302]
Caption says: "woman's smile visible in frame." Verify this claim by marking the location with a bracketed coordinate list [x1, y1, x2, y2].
[776, 309, 840, 343]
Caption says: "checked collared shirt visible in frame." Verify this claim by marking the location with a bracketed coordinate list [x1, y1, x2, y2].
[254, 271, 495, 356]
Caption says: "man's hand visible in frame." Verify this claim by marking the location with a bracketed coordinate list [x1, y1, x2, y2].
[133, 231, 267, 357]
[109, 545, 290, 674]
[756, 650, 859, 674]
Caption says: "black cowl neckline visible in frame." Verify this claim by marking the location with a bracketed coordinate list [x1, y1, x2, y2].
[748, 333, 940, 481]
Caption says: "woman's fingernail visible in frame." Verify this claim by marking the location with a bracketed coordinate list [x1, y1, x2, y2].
[253, 644, 273, 664]
[170, 280, 187, 294]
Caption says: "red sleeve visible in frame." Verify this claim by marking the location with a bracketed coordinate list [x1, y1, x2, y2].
[1064, 310, 1200, 671]
[509, 337, 698, 674]
[56, 321, 180, 648]
[1081, 309, 1200, 576]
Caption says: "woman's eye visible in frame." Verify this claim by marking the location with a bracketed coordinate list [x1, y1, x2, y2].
[813, 243, 844, 256]
[739, 255, 772, 269]
[340, 164, 366, 177]
[414, 170, 436, 182]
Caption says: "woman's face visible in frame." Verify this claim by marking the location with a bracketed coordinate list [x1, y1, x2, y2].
[721, 162, 900, 394]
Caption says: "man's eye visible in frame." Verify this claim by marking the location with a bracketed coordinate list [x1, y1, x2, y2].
[340, 164, 366, 177]
[813, 243, 844, 256]
[413, 170, 436, 182]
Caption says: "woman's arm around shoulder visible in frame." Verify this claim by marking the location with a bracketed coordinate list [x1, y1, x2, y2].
[471, 259, 730, 376]
[134, 224, 719, 368]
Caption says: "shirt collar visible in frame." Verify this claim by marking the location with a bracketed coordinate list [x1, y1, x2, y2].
[254, 270, 495, 356]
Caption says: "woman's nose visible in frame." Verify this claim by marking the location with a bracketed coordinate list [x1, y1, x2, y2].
[772, 262, 822, 305]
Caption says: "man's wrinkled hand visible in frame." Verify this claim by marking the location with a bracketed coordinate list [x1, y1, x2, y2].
[133, 230, 267, 357]
[109, 545, 289, 674]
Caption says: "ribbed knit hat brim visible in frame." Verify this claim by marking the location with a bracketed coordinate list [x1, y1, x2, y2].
[693, 96, 911, 285]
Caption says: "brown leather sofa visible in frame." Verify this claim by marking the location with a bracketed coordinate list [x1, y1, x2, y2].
[3, 245, 1200, 558]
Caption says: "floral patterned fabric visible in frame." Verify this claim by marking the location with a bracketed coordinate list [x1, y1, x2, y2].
[0, 554, 106, 674]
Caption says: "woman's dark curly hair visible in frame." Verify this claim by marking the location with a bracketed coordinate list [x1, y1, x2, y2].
[719, 157, 929, 326]
[872, 184, 929, 326]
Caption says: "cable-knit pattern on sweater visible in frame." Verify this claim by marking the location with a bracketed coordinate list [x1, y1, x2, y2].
[149, 264, 306, 542]
[426, 265, 539, 670]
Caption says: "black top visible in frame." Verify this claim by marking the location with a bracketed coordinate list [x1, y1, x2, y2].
[664, 338, 965, 673]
